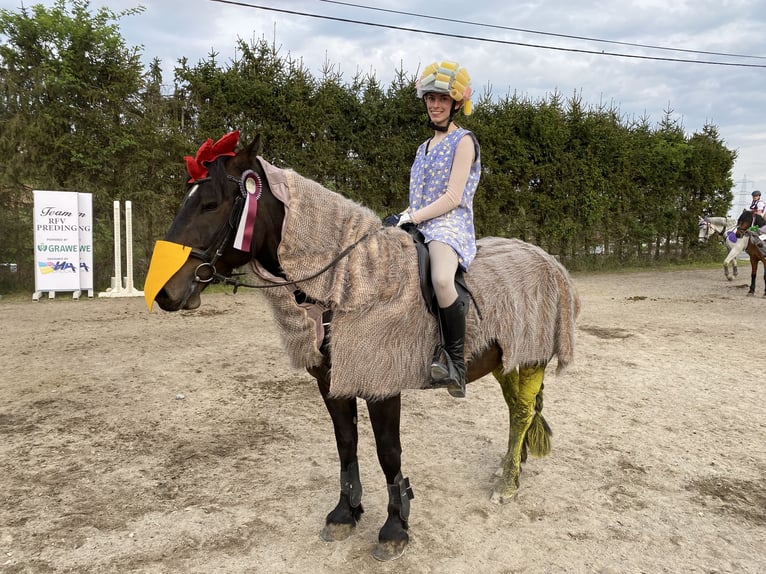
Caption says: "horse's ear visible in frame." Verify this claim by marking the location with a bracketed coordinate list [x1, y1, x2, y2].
[230, 134, 263, 172]
[246, 135, 263, 161]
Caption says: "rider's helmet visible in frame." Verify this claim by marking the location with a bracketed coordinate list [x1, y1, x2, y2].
[753, 190, 762, 197]
[416, 60, 473, 116]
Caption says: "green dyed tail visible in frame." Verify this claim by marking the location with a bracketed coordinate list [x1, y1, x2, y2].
[524, 384, 552, 458]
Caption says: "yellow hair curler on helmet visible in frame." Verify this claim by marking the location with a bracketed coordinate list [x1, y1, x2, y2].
[415, 60, 473, 115]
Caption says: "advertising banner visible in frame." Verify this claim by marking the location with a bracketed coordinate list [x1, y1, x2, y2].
[77, 192, 94, 291]
[32, 190, 94, 298]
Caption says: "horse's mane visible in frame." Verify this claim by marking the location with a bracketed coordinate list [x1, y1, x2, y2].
[738, 210, 766, 228]
[704, 216, 735, 228]
[700, 216, 737, 233]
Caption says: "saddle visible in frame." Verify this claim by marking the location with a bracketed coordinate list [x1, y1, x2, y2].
[745, 229, 766, 257]
[400, 223, 473, 316]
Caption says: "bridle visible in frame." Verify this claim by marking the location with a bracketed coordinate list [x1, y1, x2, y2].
[186, 170, 374, 293]
[699, 219, 736, 244]
[698, 219, 717, 242]
[188, 174, 250, 284]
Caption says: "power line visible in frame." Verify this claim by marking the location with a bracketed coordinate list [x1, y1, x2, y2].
[208, 0, 766, 68]
[320, 0, 766, 61]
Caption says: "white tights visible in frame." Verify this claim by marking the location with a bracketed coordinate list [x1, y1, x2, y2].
[427, 240, 459, 308]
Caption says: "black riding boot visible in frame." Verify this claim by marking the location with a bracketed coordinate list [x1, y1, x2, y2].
[430, 296, 467, 398]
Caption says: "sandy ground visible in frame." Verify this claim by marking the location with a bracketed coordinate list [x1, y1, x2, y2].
[1, 267, 765, 574]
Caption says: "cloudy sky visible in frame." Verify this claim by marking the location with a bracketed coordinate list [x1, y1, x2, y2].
[3, 0, 765, 215]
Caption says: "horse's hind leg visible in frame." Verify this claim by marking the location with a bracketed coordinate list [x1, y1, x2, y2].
[366, 394, 413, 562]
[491, 363, 551, 504]
[311, 361, 364, 542]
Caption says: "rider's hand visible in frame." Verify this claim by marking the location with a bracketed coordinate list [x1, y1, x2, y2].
[396, 211, 412, 226]
[383, 211, 413, 227]
[383, 213, 401, 227]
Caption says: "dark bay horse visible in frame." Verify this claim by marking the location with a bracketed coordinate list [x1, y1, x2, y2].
[144, 132, 579, 561]
[735, 210, 766, 296]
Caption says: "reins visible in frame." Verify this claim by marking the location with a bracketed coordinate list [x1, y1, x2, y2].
[213, 231, 375, 293]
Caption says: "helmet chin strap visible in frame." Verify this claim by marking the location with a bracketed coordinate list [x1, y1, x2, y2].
[425, 100, 461, 132]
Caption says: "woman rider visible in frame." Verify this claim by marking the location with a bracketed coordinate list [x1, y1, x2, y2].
[384, 60, 480, 398]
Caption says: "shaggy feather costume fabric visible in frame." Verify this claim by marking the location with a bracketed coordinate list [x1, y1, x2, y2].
[249, 163, 580, 400]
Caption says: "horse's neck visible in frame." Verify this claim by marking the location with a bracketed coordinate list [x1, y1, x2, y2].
[272, 170, 381, 300]
[281, 170, 381, 251]
[708, 217, 734, 232]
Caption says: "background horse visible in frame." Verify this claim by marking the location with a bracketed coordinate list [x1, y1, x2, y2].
[697, 216, 745, 280]
[735, 210, 766, 296]
[144, 132, 579, 561]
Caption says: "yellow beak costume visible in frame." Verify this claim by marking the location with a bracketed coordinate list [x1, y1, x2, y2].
[143, 240, 192, 311]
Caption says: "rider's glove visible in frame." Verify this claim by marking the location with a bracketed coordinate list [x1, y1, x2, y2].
[383, 211, 413, 227]
[383, 213, 400, 227]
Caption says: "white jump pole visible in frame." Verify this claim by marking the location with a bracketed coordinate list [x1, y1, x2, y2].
[112, 200, 123, 292]
[98, 200, 143, 298]
[125, 201, 135, 293]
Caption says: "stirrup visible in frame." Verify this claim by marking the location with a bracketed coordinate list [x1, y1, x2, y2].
[444, 356, 466, 398]
[429, 344, 449, 382]
[430, 360, 449, 381]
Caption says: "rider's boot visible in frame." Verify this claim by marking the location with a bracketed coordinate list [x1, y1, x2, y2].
[433, 296, 468, 398]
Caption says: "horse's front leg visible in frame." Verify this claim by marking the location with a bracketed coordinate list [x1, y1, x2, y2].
[367, 394, 413, 562]
[723, 250, 738, 280]
[310, 359, 364, 542]
[491, 363, 551, 504]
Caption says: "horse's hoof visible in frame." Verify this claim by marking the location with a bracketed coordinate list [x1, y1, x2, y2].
[490, 476, 520, 504]
[320, 522, 355, 542]
[726, 276, 733, 281]
[372, 540, 407, 561]
[747, 292, 755, 297]
[490, 485, 519, 504]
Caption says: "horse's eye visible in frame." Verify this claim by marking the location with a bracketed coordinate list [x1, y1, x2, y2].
[201, 201, 218, 213]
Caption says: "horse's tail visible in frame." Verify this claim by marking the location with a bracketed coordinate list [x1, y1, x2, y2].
[524, 383, 552, 459]
[553, 262, 580, 375]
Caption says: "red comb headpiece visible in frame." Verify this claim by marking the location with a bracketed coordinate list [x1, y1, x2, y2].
[184, 130, 240, 182]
